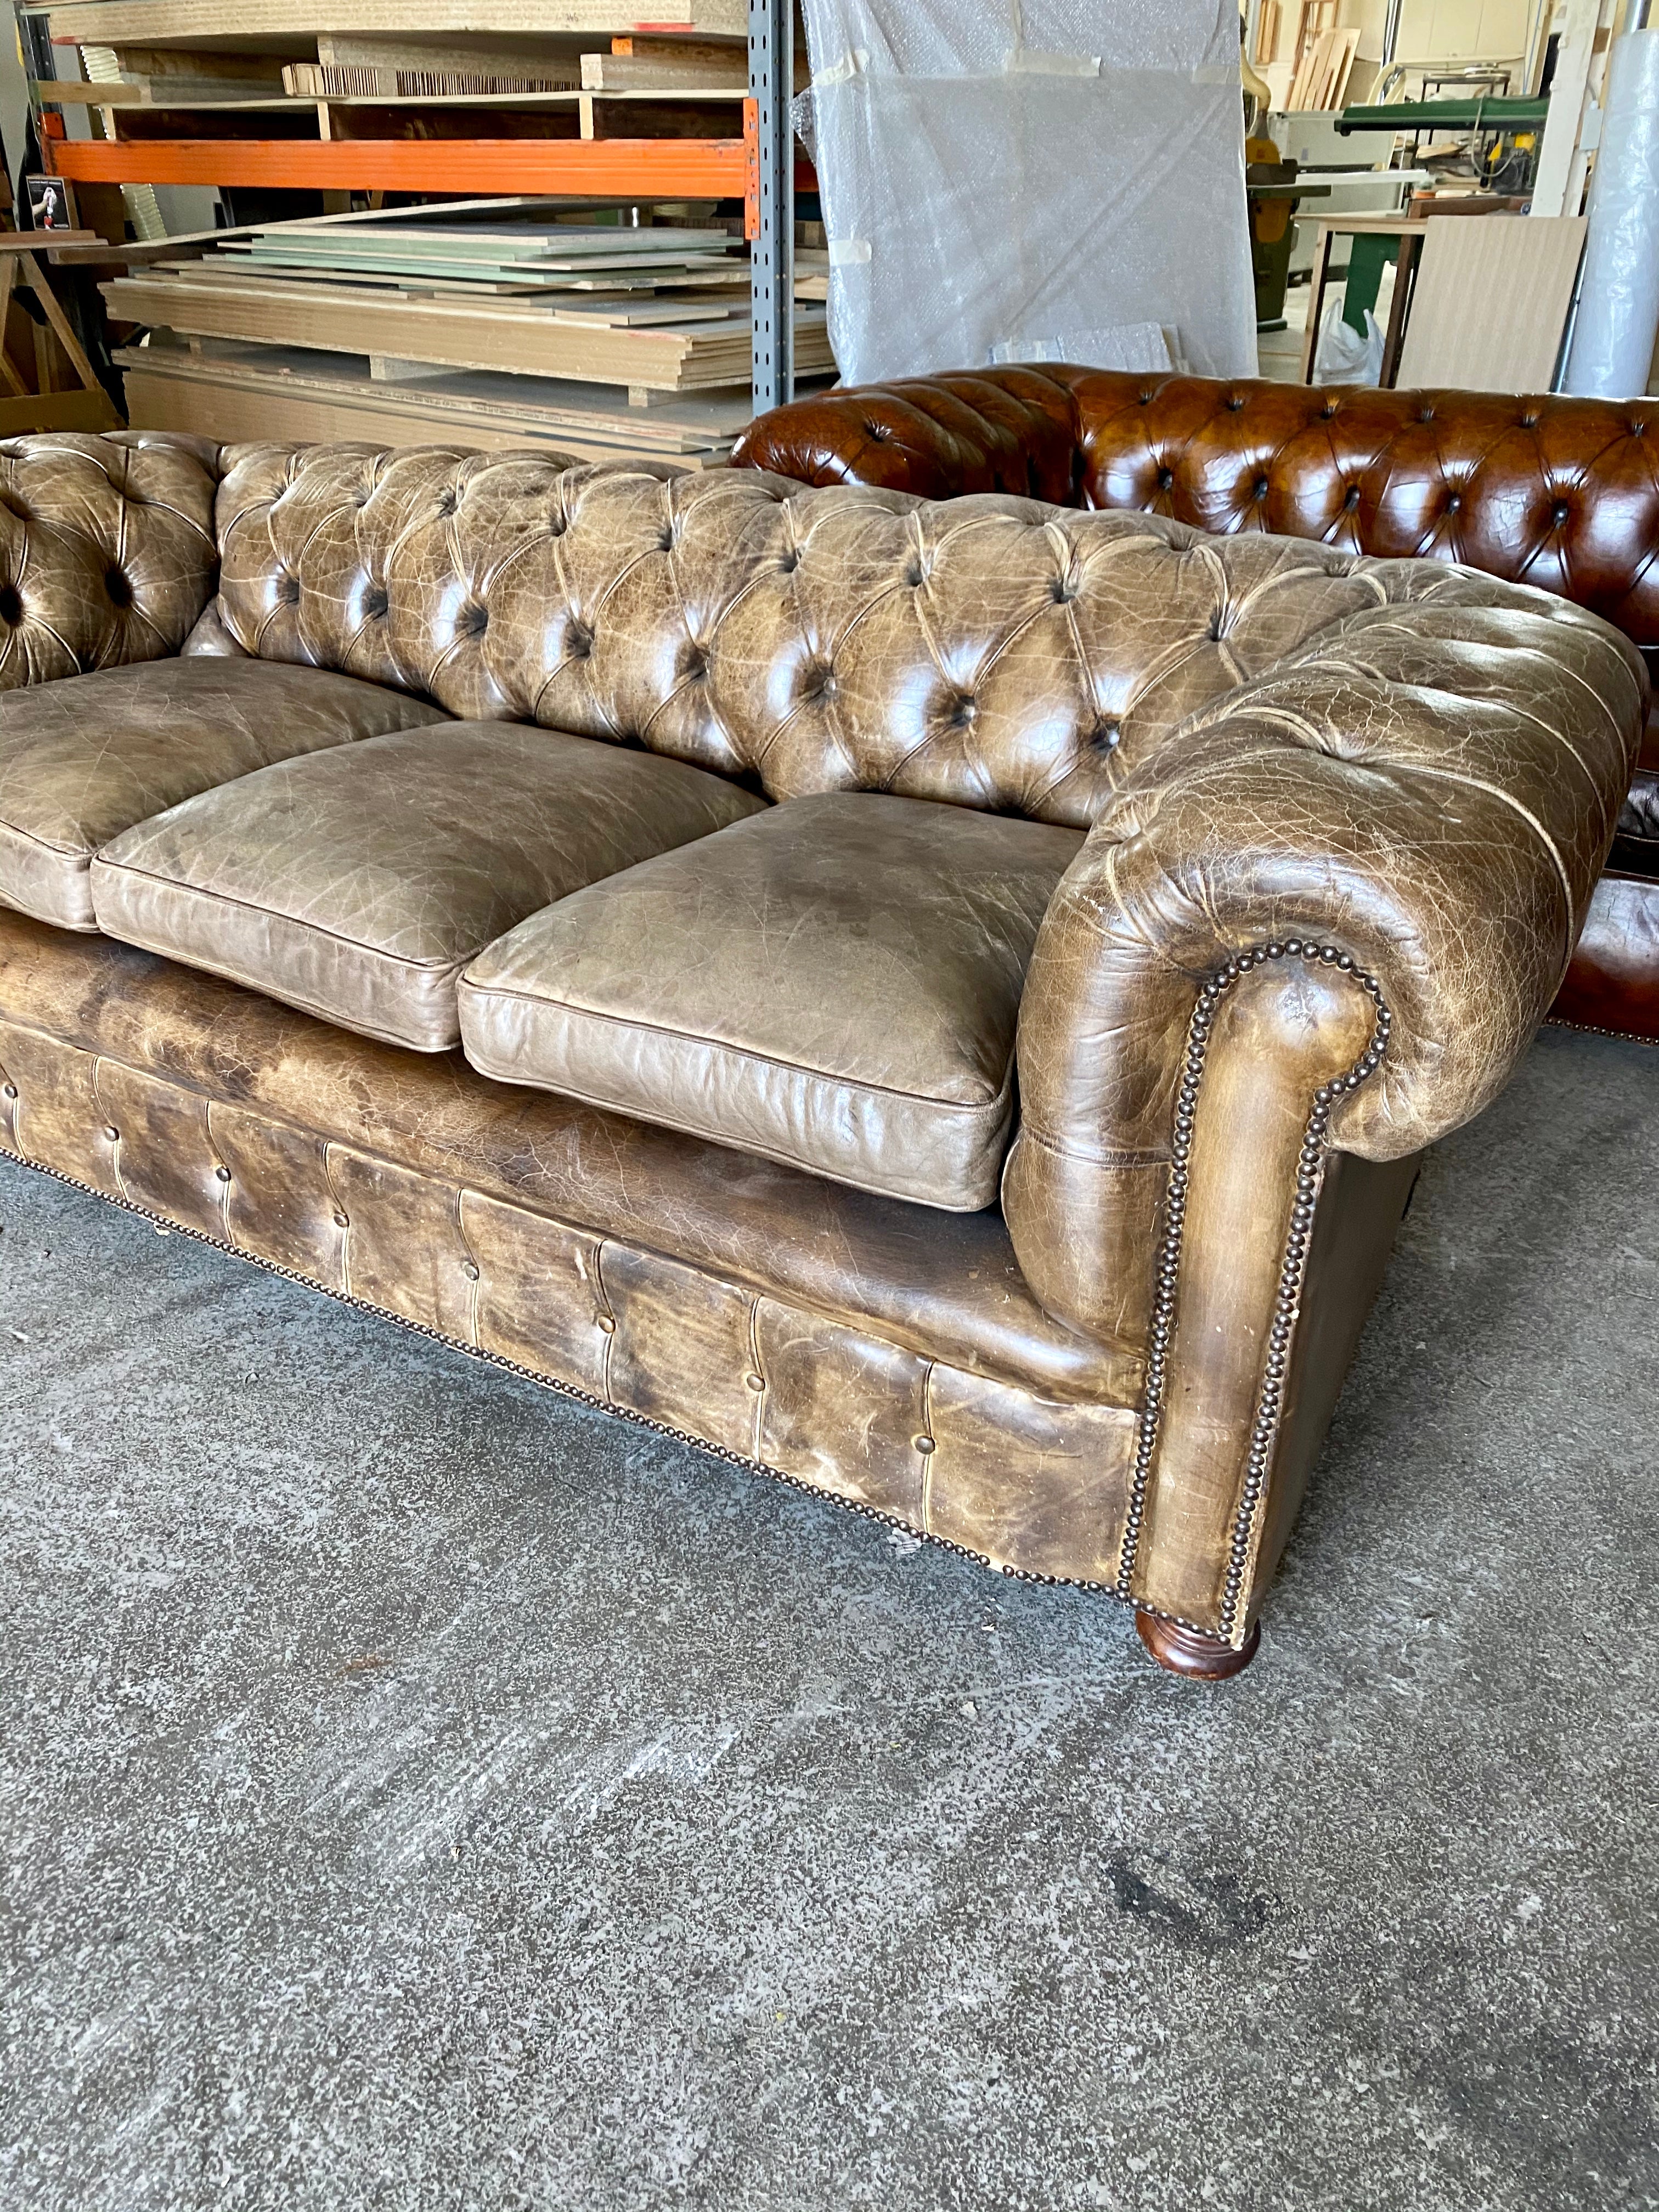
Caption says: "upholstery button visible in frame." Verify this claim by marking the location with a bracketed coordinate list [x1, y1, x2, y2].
[914, 1435, 936, 1455]
[0, 584, 22, 626]
[365, 586, 389, 619]
[1157, 467, 1174, 491]
[597, 1313, 616, 1335]
[103, 1124, 119, 1141]
[1553, 501, 1571, 524]
[1, 1081, 16, 1099]
[461, 1260, 481, 1282]
[1321, 402, 1339, 420]
[1447, 493, 1462, 512]
[779, 549, 800, 572]
[745, 1371, 766, 1392]
[1226, 395, 1245, 411]
[1344, 485, 1360, 510]
[1419, 407, 1435, 423]
[277, 575, 300, 606]
[105, 567, 133, 609]
[1254, 477, 1269, 500]
[214, 1164, 231, 1183]
[1521, 412, 1539, 429]
[332, 1210, 349, 1228]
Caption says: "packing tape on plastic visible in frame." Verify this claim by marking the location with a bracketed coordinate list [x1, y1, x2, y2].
[813, 47, 867, 87]
[1006, 50, 1101, 75]
[829, 239, 872, 266]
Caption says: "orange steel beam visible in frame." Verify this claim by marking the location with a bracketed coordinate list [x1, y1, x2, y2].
[46, 137, 752, 200]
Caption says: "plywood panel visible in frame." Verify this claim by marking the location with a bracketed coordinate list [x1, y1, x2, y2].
[1395, 215, 1586, 392]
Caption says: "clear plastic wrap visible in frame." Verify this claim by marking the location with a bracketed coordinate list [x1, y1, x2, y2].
[1562, 28, 1659, 399]
[798, 0, 1256, 384]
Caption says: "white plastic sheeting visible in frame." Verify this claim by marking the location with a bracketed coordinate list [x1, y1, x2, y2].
[797, 0, 1256, 385]
[1563, 29, 1659, 399]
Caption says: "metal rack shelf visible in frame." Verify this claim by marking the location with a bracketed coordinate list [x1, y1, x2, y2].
[33, 0, 804, 406]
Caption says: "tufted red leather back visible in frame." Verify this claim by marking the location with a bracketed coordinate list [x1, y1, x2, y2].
[731, 367, 1659, 650]
[0, 430, 224, 688]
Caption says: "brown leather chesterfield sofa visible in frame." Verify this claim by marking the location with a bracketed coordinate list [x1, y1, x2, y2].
[733, 365, 1659, 1044]
[0, 430, 1643, 1678]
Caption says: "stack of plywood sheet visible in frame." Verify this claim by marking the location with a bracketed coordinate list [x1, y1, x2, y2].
[103, 206, 832, 452]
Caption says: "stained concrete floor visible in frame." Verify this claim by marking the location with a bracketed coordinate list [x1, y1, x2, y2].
[1, 1024, 1655, 2212]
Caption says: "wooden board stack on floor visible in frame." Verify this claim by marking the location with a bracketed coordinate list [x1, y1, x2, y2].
[101, 201, 831, 460]
[35, 2, 822, 457]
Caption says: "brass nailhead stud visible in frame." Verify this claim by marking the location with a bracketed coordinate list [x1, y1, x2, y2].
[332, 1211, 349, 1228]
[214, 1165, 231, 1183]
[461, 1261, 481, 1282]
[597, 1314, 616, 1335]
[2, 1081, 16, 1099]
[915, 1435, 936, 1455]
[745, 1372, 766, 1392]
[103, 1124, 120, 1141]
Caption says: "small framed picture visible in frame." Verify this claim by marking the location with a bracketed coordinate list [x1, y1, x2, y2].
[25, 175, 77, 233]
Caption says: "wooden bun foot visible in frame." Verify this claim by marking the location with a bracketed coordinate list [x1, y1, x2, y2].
[1136, 1611, 1261, 1679]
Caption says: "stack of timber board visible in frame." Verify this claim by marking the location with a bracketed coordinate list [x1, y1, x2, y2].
[115, 336, 768, 462]
[103, 212, 832, 419]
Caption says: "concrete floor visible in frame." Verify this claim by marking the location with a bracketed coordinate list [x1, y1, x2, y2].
[1, 1024, 1656, 2212]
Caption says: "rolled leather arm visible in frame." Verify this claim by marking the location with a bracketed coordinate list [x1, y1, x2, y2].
[1003, 580, 1647, 1346]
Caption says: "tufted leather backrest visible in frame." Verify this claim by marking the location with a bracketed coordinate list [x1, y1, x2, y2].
[0, 430, 224, 689]
[206, 436, 1576, 828]
[731, 367, 1659, 650]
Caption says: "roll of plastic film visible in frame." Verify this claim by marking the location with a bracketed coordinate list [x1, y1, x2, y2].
[1564, 27, 1659, 398]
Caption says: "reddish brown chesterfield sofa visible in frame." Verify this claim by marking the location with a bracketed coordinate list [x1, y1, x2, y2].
[0, 428, 1643, 1678]
[733, 365, 1659, 1043]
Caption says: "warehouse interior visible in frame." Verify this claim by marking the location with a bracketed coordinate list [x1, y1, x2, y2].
[1, 2, 1655, 2207]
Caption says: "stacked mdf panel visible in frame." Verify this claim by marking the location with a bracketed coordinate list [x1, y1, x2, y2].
[40, 1, 820, 457]
[99, 205, 831, 458]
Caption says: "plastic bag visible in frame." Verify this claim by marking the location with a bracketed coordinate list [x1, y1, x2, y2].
[1312, 285, 1381, 386]
[798, 0, 1256, 385]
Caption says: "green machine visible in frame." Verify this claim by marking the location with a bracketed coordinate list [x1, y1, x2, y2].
[1328, 95, 1550, 333]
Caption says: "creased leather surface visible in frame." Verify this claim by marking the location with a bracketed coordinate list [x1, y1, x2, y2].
[0, 654, 449, 933]
[736, 368, 1659, 1047]
[0, 431, 223, 688]
[1005, 581, 1645, 1339]
[92, 721, 765, 1052]
[0, 657, 447, 932]
[0, 906, 1130, 1403]
[460, 791, 1082, 1210]
[0, 994, 1137, 1581]
[211, 442, 1469, 830]
[733, 366, 1659, 645]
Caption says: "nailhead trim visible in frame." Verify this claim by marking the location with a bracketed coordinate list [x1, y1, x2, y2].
[2, 1147, 1238, 1642]
[1114, 940, 1390, 1643]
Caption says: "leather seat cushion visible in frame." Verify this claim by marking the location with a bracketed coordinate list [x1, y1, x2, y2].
[91, 720, 765, 1052]
[458, 791, 1084, 1210]
[0, 657, 444, 932]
